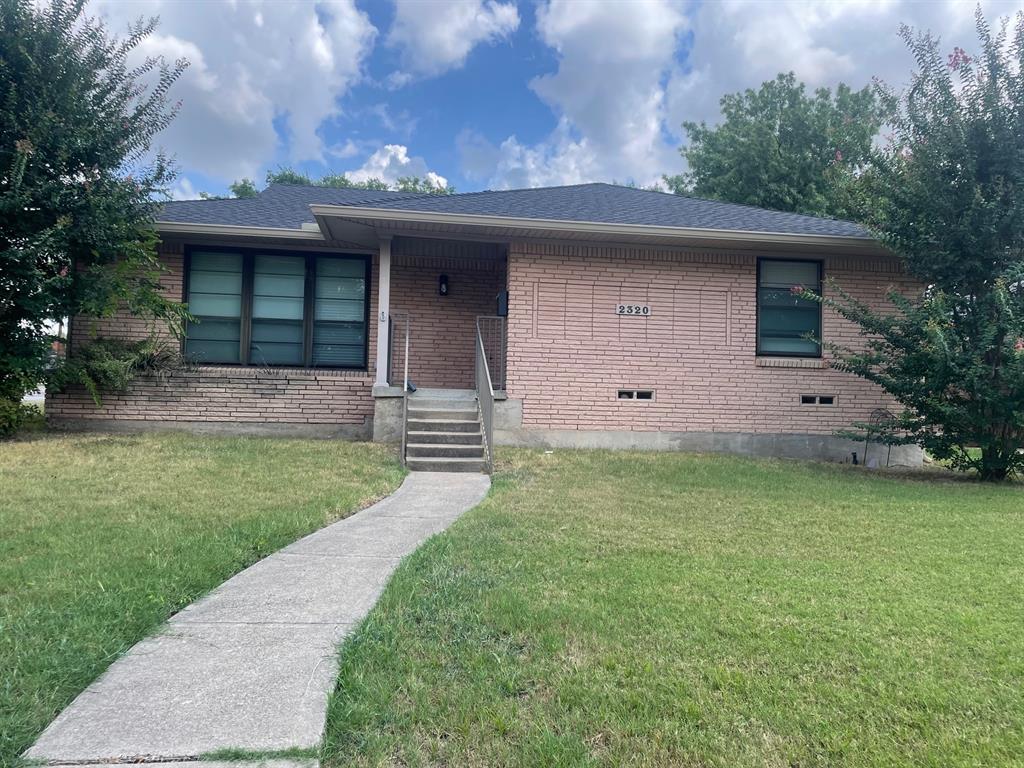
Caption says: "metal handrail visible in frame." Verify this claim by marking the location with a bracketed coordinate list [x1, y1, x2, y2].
[390, 312, 411, 466]
[476, 315, 506, 391]
[475, 318, 495, 473]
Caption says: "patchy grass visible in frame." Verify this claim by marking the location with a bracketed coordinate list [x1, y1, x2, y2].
[0, 431, 404, 767]
[324, 450, 1023, 767]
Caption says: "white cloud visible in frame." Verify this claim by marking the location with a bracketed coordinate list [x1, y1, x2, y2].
[328, 139, 362, 160]
[360, 102, 418, 137]
[459, 121, 598, 189]
[466, 0, 1024, 191]
[347, 144, 448, 187]
[170, 176, 200, 201]
[385, 71, 414, 90]
[94, 0, 377, 182]
[663, 0, 1009, 136]
[461, 0, 688, 189]
[387, 0, 520, 81]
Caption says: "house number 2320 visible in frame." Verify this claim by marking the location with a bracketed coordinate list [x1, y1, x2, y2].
[616, 304, 651, 316]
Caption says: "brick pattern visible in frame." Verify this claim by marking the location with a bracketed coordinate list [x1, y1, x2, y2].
[505, 242, 918, 435]
[47, 367, 374, 425]
[47, 239, 504, 424]
[389, 241, 505, 389]
[49, 235, 915, 437]
[49, 241, 379, 425]
[68, 244, 185, 351]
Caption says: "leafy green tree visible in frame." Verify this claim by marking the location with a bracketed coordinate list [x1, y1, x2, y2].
[199, 178, 258, 200]
[208, 167, 455, 198]
[394, 175, 456, 194]
[666, 73, 882, 218]
[817, 9, 1024, 481]
[264, 167, 315, 186]
[228, 178, 258, 198]
[315, 172, 390, 190]
[0, 0, 188, 432]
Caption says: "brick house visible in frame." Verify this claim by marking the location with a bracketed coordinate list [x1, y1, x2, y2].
[48, 182, 922, 469]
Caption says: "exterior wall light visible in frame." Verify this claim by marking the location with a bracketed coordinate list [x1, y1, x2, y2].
[439, 273, 449, 296]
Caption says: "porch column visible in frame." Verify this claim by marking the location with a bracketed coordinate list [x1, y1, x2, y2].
[374, 235, 392, 387]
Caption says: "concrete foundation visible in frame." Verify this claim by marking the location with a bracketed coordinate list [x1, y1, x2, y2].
[486, 395, 923, 465]
[51, 397, 924, 468]
[48, 418, 371, 440]
[493, 397, 522, 430]
[372, 390, 405, 442]
[494, 426, 924, 466]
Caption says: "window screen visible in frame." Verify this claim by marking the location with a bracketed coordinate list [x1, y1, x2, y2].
[185, 251, 243, 363]
[313, 257, 366, 367]
[757, 260, 822, 357]
[250, 254, 305, 366]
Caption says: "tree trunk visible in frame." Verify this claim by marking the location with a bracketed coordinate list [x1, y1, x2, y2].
[978, 447, 1011, 482]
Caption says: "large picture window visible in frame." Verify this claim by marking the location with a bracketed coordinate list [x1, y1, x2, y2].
[184, 248, 368, 369]
[756, 259, 822, 357]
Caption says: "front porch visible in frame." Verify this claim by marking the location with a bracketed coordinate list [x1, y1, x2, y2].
[373, 237, 507, 393]
[366, 237, 508, 455]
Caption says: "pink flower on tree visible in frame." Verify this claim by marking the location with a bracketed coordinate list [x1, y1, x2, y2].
[1015, 338, 1024, 352]
[834, 149, 843, 163]
[948, 46, 972, 69]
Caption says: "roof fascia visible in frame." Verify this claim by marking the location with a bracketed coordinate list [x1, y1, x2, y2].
[155, 221, 325, 241]
[309, 204, 878, 250]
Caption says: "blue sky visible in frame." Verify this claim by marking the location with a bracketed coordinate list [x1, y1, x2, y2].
[94, 0, 1024, 199]
[334, 1, 564, 186]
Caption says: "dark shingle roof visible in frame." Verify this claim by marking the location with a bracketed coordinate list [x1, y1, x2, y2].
[158, 182, 870, 239]
[157, 185, 424, 229]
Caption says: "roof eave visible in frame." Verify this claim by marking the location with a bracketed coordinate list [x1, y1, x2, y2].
[155, 221, 325, 241]
[309, 204, 881, 251]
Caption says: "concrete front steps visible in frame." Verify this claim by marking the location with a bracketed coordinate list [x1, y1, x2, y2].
[405, 389, 488, 473]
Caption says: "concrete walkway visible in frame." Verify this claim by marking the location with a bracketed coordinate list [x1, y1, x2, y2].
[26, 472, 490, 765]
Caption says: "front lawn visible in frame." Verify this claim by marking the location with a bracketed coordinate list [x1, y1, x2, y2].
[0, 432, 404, 767]
[325, 451, 1023, 767]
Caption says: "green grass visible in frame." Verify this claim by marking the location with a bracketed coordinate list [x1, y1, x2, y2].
[0, 431, 404, 767]
[324, 451, 1024, 767]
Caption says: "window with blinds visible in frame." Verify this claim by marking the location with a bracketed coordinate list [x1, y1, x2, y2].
[250, 254, 305, 366]
[183, 249, 368, 369]
[756, 259, 822, 357]
[184, 251, 243, 363]
[313, 257, 366, 367]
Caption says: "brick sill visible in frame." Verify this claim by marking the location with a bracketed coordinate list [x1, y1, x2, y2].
[193, 365, 372, 378]
[755, 357, 827, 369]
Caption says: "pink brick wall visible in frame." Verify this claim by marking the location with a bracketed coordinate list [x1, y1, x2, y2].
[505, 241, 918, 435]
[390, 239, 505, 388]
[49, 235, 914, 439]
[67, 244, 185, 350]
[47, 367, 375, 427]
[47, 238, 505, 426]
[49, 241, 379, 427]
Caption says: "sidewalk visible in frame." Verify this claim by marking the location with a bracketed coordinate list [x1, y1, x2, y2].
[26, 472, 490, 765]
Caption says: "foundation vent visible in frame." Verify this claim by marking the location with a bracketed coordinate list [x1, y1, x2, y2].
[618, 389, 654, 400]
[801, 394, 836, 406]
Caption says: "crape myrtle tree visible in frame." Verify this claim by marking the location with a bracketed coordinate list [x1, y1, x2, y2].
[0, 0, 188, 432]
[816, 8, 1024, 481]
